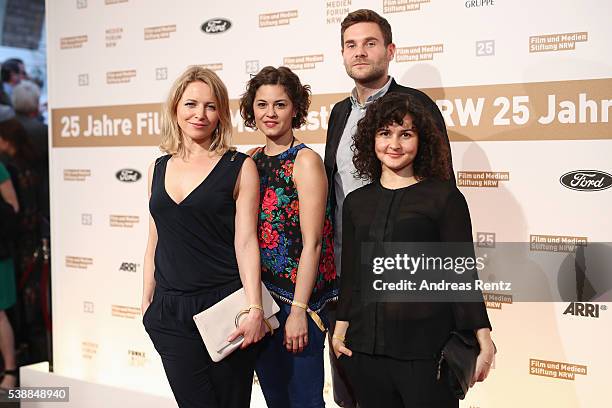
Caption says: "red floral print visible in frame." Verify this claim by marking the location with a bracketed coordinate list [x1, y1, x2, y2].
[259, 221, 279, 249]
[253, 144, 338, 312]
[289, 267, 297, 284]
[262, 188, 278, 213]
[286, 200, 299, 218]
[319, 252, 336, 282]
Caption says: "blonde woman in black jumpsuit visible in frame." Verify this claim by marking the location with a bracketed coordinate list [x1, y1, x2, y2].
[141, 66, 267, 408]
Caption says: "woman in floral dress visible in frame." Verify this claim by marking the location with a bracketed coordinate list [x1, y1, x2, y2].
[240, 66, 337, 408]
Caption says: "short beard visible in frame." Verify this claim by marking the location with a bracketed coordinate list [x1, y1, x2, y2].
[346, 63, 387, 87]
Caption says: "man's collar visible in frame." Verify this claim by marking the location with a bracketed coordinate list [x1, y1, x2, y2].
[350, 76, 394, 109]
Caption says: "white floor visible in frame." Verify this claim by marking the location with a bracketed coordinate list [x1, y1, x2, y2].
[20, 344, 341, 407]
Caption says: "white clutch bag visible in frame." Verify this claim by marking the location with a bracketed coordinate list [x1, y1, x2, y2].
[193, 285, 280, 362]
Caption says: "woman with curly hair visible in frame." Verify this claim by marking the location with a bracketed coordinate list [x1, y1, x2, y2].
[239, 66, 337, 407]
[331, 92, 494, 407]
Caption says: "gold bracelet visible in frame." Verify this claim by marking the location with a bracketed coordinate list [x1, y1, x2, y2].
[290, 300, 327, 332]
[234, 309, 250, 328]
[332, 334, 345, 343]
[248, 304, 264, 312]
[291, 300, 308, 310]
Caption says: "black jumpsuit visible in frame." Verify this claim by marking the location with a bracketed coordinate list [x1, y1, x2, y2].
[144, 151, 258, 408]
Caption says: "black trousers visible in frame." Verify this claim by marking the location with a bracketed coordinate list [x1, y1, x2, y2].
[144, 286, 258, 408]
[339, 351, 458, 408]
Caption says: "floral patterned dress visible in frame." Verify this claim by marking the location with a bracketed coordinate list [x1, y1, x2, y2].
[252, 143, 337, 312]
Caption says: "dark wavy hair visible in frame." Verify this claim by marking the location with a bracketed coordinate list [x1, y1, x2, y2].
[240, 66, 311, 129]
[1, 58, 24, 82]
[352, 92, 451, 182]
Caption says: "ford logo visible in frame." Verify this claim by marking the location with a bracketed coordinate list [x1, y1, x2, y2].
[116, 169, 142, 182]
[201, 18, 232, 34]
[560, 170, 612, 192]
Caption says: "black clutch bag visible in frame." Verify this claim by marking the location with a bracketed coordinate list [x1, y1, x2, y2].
[436, 330, 480, 400]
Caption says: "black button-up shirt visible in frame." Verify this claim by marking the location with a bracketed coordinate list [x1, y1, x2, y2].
[336, 179, 491, 360]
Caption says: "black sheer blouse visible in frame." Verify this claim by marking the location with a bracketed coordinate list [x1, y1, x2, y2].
[336, 178, 491, 360]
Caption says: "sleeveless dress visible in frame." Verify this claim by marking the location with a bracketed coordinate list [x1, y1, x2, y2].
[252, 143, 338, 313]
[145, 150, 258, 408]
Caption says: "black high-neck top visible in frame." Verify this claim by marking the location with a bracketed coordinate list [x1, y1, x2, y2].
[336, 178, 491, 360]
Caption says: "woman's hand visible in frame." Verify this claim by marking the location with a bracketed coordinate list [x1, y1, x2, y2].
[284, 307, 308, 353]
[228, 308, 266, 348]
[471, 329, 496, 387]
[332, 335, 352, 359]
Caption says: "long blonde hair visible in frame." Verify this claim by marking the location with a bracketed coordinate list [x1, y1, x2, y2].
[160, 66, 233, 156]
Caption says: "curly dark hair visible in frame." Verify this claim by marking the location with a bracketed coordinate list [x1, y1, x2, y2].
[239, 66, 311, 129]
[352, 92, 451, 182]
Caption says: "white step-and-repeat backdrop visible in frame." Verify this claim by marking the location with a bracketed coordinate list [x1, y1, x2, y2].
[46, 1, 611, 406]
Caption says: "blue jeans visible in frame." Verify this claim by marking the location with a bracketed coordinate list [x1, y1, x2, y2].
[256, 302, 327, 408]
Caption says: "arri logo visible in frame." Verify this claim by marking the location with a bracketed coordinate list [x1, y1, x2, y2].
[563, 302, 607, 318]
[116, 169, 142, 182]
[201, 18, 232, 34]
[560, 170, 612, 191]
[119, 262, 138, 273]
